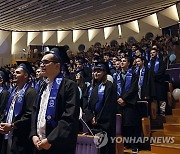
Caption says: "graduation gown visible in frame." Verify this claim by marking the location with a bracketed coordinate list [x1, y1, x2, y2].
[30, 78, 80, 154]
[1, 87, 37, 154]
[117, 71, 140, 126]
[137, 67, 149, 100]
[0, 89, 10, 120]
[148, 57, 166, 101]
[83, 80, 116, 154]
[0, 89, 10, 152]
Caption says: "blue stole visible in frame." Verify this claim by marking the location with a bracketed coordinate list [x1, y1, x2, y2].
[138, 67, 145, 87]
[135, 66, 139, 74]
[113, 71, 120, 80]
[45, 73, 63, 127]
[6, 83, 29, 117]
[0, 86, 4, 94]
[35, 80, 41, 91]
[148, 57, 159, 73]
[88, 83, 105, 113]
[108, 61, 113, 69]
[8, 85, 15, 94]
[117, 68, 133, 96]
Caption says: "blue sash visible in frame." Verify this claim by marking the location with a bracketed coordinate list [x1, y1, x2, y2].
[117, 73, 121, 96]
[135, 66, 139, 74]
[6, 83, 29, 117]
[8, 85, 15, 93]
[88, 83, 105, 113]
[45, 74, 63, 127]
[139, 67, 145, 87]
[148, 57, 159, 73]
[125, 68, 133, 92]
[88, 87, 93, 110]
[117, 68, 133, 96]
[0, 86, 4, 94]
[35, 80, 41, 91]
[108, 61, 113, 69]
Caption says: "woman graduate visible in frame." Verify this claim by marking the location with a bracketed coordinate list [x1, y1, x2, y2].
[83, 62, 116, 154]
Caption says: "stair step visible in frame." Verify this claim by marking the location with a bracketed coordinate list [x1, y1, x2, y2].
[151, 129, 164, 137]
[165, 115, 180, 124]
[163, 124, 180, 135]
[151, 116, 165, 129]
[152, 129, 180, 144]
[173, 109, 180, 116]
[175, 103, 180, 109]
[151, 143, 180, 154]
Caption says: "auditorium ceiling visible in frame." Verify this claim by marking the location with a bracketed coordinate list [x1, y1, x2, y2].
[0, 0, 179, 31]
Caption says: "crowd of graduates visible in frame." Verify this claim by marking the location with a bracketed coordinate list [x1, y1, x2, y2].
[0, 34, 177, 154]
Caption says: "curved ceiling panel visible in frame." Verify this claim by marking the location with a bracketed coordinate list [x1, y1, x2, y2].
[0, 0, 178, 31]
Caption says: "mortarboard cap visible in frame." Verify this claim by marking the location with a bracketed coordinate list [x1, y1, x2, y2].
[93, 62, 111, 75]
[0, 67, 10, 82]
[76, 69, 86, 79]
[16, 61, 35, 76]
[48, 46, 70, 64]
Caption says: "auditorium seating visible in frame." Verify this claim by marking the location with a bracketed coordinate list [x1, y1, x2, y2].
[76, 134, 99, 154]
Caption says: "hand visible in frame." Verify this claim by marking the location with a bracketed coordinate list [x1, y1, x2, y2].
[0, 123, 12, 134]
[32, 136, 42, 150]
[38, 138, 51, 150]
[91, 117, 96, 125]
[117, 98, 126, 106]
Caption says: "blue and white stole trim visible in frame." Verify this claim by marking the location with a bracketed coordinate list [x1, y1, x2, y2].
[0, 85, 6, 94]
[45, 73, 63, 127]
[6, 83, 29, 117]
[88, 83, 105, 113]
[117, 68, 133, 96]
[0, 87, 3, 94]
[138, 67, 145, 87]
[148, 57, 159, 73]
[35, 80, 41, 91]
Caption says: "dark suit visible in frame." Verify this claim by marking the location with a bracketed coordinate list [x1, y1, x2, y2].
[30, 78, 80, 154]
[1, 86, 37, 154]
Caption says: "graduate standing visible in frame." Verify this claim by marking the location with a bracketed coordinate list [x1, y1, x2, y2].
[83, 62, 116, 154]
[148, 48, 166, 116]
[30, 47, 80, 154]
[0, 68, 10, 153]
[0, 62, 37, 154]
[117, 57, 140, 153]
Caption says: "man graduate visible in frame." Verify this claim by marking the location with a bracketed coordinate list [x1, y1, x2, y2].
[30, 47, 80, 154]
[0, 62, 37, 154]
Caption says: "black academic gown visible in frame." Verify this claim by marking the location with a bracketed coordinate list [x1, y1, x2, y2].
[117, 71, 140, 127]
[0, 89, 10, 120]
[0, 89, 10, 152]
[83, 80, 116, 154]
[137, 67, 149, 100]
[1, 86, 37, 154]
[148, 57, 166, 101]
[30, 78, 80, 154]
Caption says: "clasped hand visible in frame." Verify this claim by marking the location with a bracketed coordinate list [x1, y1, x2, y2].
[0, 123, 12, 134]
[32, 136, 51, 150]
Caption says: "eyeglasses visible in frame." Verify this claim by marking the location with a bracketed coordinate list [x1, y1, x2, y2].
[40, 60, 58, 65]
